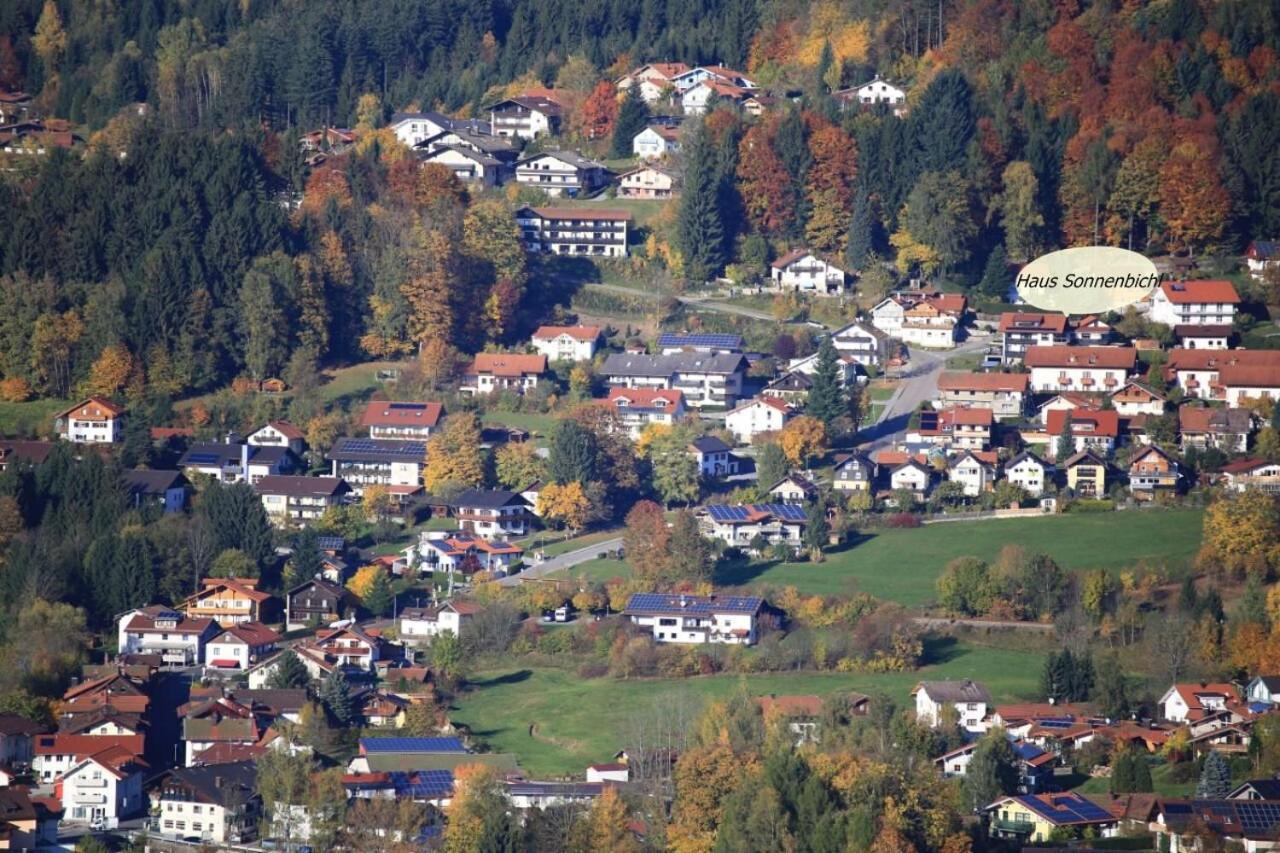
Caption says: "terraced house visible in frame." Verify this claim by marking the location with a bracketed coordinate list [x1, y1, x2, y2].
[515, 207, 630, 257]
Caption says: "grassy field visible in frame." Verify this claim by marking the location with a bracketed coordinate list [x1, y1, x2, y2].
[451, 640, 1043, 776]
[525, 529, 622, 558]
[715, 508, 1205, 605]
[1072, 761, 1198, 797]
[547, 558, 631, 584]
[479, 410, 561, 438]
[556, 197, 670, 229]
[0, 398, 67, 437]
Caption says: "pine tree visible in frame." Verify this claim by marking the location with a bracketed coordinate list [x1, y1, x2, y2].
[805, 337, 844, 430]
[1041, 650, 1073, 703]
[1132, 755, 1154, 793]
[611, 85, 649, 158]
[979, 244, 1009, 299]
[1197, 751, 1232, 798]
[755, 443, 789, 499]
[1236, 573, 1270, 629]
[804, 495, 829, 555]
[547, 420, 599, 484]
[363, 569, 393, 617]
[268, 650, 311, 689]
[846, 182, 873, 271]
[962, 729, 1019, 812]
[1110, 752, 1135, 793]
[1071, 653, 1094, 702]
[1092, 653, 1132, 720]
[1057, 416, 1075, 462]
[289, 527, 324, 588]
[677, 122, 727, 282]
[1179, 575, 1199, 613]
[318, 670, 355, 726]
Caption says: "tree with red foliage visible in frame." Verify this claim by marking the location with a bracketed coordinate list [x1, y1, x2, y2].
[1160, 134, 1231, 256]
[736, 124, 794, 237]
[577, 80, 618, 141]
[804, 124, 858, 253]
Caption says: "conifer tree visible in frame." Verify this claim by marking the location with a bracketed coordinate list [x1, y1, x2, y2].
[610, 85, 648, 158]
[962, 729, 1019, 812]
[805, 337, 844, 430]
[846, 182, 873, 271]
[676, 122, 726, 282]
[268, 650, 311, 689]
[980, 244, 1009, 298]
[1197, 750, 1231, 798]
[318, 670, 355, 726]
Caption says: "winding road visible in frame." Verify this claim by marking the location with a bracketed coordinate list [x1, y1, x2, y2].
[498, 537, 624, 587]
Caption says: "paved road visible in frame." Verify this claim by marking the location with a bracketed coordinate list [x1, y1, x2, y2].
[498, 537, 624, 586]
[859, 335, 994, 452]
[912, 616, 1055, 632]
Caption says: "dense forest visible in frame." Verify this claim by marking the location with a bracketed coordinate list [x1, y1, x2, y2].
[0, 0, 1276, 402]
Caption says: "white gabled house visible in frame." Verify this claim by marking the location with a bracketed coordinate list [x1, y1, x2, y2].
[1003, 451, 1051, 497]
[913, 680, 992, 733]
[632, 125, 682, 160]
[948, 450, 998, 497]
[514, 150, 609, 197]
[724, 397, 795, 444]
[698, 503, 807, 550]
[829, 320, 892, 368]
[618, 165, 679, 200]
[623, 593, 763, 645]
[890, 458, 934, 499]
[770, 250, 848, 295]
[607, 387, 686, 437]
[615, 63, 692, 103]
[399, 600, 484, 644]
[1149, 280, 1240, 328]
[59, 747, 146, 825]
[55, 397, 126, 444]
[530, 325, 602, 362]
[1159, 683, 1238, 723]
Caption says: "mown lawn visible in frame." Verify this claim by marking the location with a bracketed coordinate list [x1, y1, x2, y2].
[547, 558, 631, 585]
[1072, 761, 1199, 798]
[525, 529, 622, 558]
[479, 409, 560, 438]
[451, 640, 1043, 776]
[0, 398, 67, 437]
[555, 196, 670, 228]
[715, 508, 1205, 605]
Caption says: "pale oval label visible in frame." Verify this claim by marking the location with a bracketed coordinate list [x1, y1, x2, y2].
[1015, 247, 1161, 314]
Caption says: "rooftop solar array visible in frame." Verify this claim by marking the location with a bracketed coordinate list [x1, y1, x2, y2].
[360, 737, 467, 754]
[387, 402, 428, 411]
[389, 769, 454, 798]
[316, 536, 345, 551]
[330, 437, 427, 461]
[703, 503, 806, 522]
[1205, 800, 1280, 835]
[184, 452, 224, 465]
[624, 592, 763, 616]
[657, 332, 744, 350]
[1018, 794, 1114, 824]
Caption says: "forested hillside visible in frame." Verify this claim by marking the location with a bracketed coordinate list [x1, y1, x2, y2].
[0, 0, 1276, 405]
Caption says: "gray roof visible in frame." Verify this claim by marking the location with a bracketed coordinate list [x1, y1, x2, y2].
[602, 352, 746, 378]
[516, 149, 606, 171]
[423, 144, 502, 168]
[916, 679, 993, 704]
[1004, 450, 1049, 472]
[328, 437, 428, 463]
[689, 436, 731, 454]
[121, 468, 188, 494]
[450, 489, 530, 510]
[160, 759, 257, 807]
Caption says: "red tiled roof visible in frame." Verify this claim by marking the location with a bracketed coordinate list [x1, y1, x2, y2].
[35, 733, 144, 759]
[1158, 279, 1240, 304]
[937, 372, 1029, 393]
[755, 694, 824, 716]
[191, 577, 273, 604]
[214, 621, 282, 647]
[265, 420, 305, 439]
[359, 400, 444, 428]
[467, 353, 547, 377]
[607, 387, 684, 408]
[533, 324, 602, 342]
[55, 396, 125, 420]
[532, 207, 631, 222]
[946, 406, 994, 426]
[1044, 409, 1120, 438]
[999, 312, 1069, 333]
[1024, 346, 1136, 369]
[1219, 364, 1280, 389]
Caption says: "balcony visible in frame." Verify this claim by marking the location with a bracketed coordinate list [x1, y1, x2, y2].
[991, 818, 1035, 836]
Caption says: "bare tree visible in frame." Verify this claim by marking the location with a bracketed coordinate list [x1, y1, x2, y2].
[186, 516, 216, 590]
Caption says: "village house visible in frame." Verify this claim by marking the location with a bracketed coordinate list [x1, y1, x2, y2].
[531, 325, 602, 362]
[762, 371, 813, 404]
[1164, 348, 1280, 402]
[285, 578, 354, 630]
[1063, 450, 1108, 498]
[0, 714, 41, 769]
[155, 760, 260, 845]
[632, 124, 682, 159]
[399, 600, 484, 644]
[1221, 363, 1280, 407]
[1247, 239, 1279, 279]
[204, 622, 282, 673]
[358, 690, 411, 728]
[515, 207, 630, 258]
[1178, 406, 1253, 453]
[769, 250, 848, 295]
[618, 165, 679, 199]
[698, 503, 807, 550]
[657, 331, 744, 354]
[310, 625, 391, 674]
[786, 350, 860, 386]
[1025, 346, 1137, 394]
[1044, 409, 1121, 459]
[670, 65, 758, 93]
[179, 439, 299, 485]
[890, 457, 934, 499]
[389, 111, 460, 148]
[755, 695, 826, 746]
[409, 530, 522, 575]
[1219, 458, 1280, 493]
[420, 145, 506, 187]
[1037, 392, 1101, 425]
[607, 387, 686, 437]
[1003, 451, 1052, 498]
[121, 469, 189, 514]
[1128, 446, 1180, 498]
[459, 353, 547, 396]
[182, 698, 264, 766]
[54, 397, 126, 444]
[327, 438, 425, 500]
[246, 421, 307, 456]
[870, 292, 967, 348]
[999, 313, 1070, 364]
[765, 474, 819, 505]
[615, 63, 692, 102]
[935, 372, 1029, 418]
[833, 76, 907, 112]
[0, 438, 55, 471]
[602, 351, 746, 409]
[515, 150, 609, 197]
[687, 435, 738, 478]
[359, 400, 444, 441]
[681, 79, 751, 114]
[724, 396, 795, 444]
[1071, 314, 1113, 344]
[483, 96, 563, 139]
[832, 453, 875, 493]
[1160, 683, 1239, 723]
[829, 319, 892, 367]
[946, 407, 993, 449]
[986, 793, 1118, 843]
[415, 125, 519, 164]
[0, 788, 60, 849]
[949, 450, 999, 497]
[449, 489, 534, 539]
[913, 680, 992, 732]
[118, 606, 219, 666]
[255, 475, 351, 526]
[33, 731, 144, 785]
[183, 578, 276, 626]
[623, 592, 763, 645]
[1175, 324, 1233, 349]
[1110, 381, 1165, 416]
[59, 746, 147, 826]
[1149, 279, 1240, 327]
[1246, 676, 1280, 706]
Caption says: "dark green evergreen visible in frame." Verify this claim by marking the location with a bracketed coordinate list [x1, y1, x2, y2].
[846, 182, 873, 271]
[610, 85, 649, 158]
[676, 122, 727, 283]
[979, 244, 1009, 299]
[547, 420, 599, 485]
[805, 337, 844, 430]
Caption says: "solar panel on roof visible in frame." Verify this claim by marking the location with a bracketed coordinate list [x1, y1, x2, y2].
[360, 737, 467, 754]
[387, 402, 427, 411]
[658, 332, 743, 349]
[185, 453, 223, 465]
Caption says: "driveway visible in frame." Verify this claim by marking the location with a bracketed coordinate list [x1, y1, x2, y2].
[859, 335, 994, 452]
[498, 537, 624, 587]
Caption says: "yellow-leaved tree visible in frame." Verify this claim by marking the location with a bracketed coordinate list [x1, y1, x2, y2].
[1200, 490, 1280, 577]
[778, 415, 828, 467]
[423, 413, 485, 492]
[346, 565, 382, 601]
[537, 481, 590, 534]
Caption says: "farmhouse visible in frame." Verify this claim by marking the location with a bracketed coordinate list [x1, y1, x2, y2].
[1148, 279, 1240, 327]
[531, 325, 602, 362]
[769, 250, 848, 295]
[913, 680, 992, 732]
[623, 593, 763, 645]
[834, 76, 907, 111]
[54, 397, 126, 444]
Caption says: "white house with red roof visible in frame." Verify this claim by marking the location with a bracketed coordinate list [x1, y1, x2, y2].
[1159, 682, 1239, 723]
[999, 312, 1070, 364]
[769, 250, 847, 295]
[948, 450, 999, 496]
[615, 62, 692, 102]
[606, 387, 686, 437]
[1219, 458, 1280, 493]
[1149, 279, 1240, 327]
[1044, 409, 1121, 460]
[204, 622, 282, 672]
[724, 397, 795, 444]
[407, 530, 522, 575]
[34, 733, 145, 784]
[460, 353, 547, 396]
[936, 372, 1030, 418]
[399, 600, 485, 643]
[632, 125, 682, 159]
[531, 325, 602, 362]
[58, 745, 147, 824]
[358, 400, 444, 440]
[1025, 346, 1137, 393]
[871, 292, 967, 348]
[247, 421, 307, 455]
[117, 606, 219, 666]
[54, 397, 126, 444]
[1110, 381, 1166, 416]
[908, 406, 993, 450]
[311, 625, 389, 672]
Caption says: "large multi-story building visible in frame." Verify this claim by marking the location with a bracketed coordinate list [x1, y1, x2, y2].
[516, 207, 630, 258]
[514, 150, 610, 197]
[1148, 279, 1240, 327]
[482, 96, 562, 139]
[450, 489, 534, 539]
[601, 352, 747, 409]
[998, 313, 1070, 364]
[254, 475, 351, 526]
[623, 593, 763, 645]
[328, 438, 425, 498]
[1024, 346, 1136, 393]
[935, 372, 1029, 418]
[117, 606, 219, 666]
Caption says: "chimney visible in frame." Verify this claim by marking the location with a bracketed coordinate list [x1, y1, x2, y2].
[215, 775, 224, 789]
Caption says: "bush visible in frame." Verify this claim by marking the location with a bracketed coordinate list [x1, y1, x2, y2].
[886, 512, 922, 528]
[0, 377, 31, 402]
[1166, 760, 1199, 783]
[1066, 499, 1115, 513]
